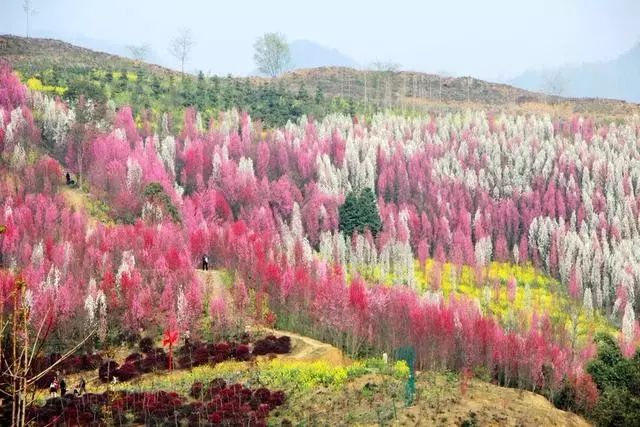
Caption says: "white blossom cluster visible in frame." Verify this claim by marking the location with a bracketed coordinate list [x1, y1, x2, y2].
[115, 250, 136, 291]
[157, 135, 176, 177]
[4, 106, 28, 168]
[41, 265, 61, 293]
[31, 92, 75, 148]
[196, 112, 204, 134]
[126, 157, 143, 191]
[315, 131, 376, 195]
[176, 287, 188, 330]
[474, 237, 493, 268]
[622, 302, 636, 344]
[219, 109, 240, 136]
[379, 239, 415, 287]
[62, 240, 73, 275]
[318, 222, 415, 289]
[31, 240, 44, 267]
[318, 231, 348, 267]
[5, 107, 26, 146]
[238, 156, 255, 179]
[346, 233, 378, 271]
[160, 112, 170, 137]
[84, 278, 107, 340]
[278, 210, 313, 267]
[141, 201, 163, 223]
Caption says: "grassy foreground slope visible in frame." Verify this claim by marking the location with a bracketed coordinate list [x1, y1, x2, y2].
[97, 363, 590, 426]
[49, 322, 588, 427]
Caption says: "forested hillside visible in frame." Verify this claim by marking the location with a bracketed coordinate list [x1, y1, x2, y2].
[1, 33, 640, 425]
[3, 35, 639, 131]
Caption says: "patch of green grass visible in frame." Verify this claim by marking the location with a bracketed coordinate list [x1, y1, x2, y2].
[85, 194, 113, 225]
[218, 269, 235, 288]
[91, 356, 407, 399]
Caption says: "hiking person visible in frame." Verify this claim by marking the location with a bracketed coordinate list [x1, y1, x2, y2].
[59, 376, 67, 396]
[75, 377, 86, 396]
[74, 377, 86, 396]
[49, 377, 59, 398]
[202, 254, 209, 271]
[183, 329, 191, 347]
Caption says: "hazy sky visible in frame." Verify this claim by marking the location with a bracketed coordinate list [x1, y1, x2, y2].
[1, 0, 639, 80]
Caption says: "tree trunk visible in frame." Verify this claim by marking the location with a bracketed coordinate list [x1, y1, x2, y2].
[78, 151, 83, 189]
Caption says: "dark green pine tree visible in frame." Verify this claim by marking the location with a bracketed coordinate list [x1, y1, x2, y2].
[339, 187, 382, 237]
[339, 192, 360, 236]
[358, 187, 382, 235]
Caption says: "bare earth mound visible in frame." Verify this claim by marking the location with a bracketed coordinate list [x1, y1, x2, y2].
[398, 376, 590, 427]
[282, 372, 590, 426]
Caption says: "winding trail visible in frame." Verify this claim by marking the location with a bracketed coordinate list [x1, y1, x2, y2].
[196, 269, 227, 300]
[196, 270, 348, 366]
[259, 327, 349, 366]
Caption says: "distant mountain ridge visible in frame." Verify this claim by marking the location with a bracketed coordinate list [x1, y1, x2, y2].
[289, 40, 358, 69]
[510, 42, 640, 103]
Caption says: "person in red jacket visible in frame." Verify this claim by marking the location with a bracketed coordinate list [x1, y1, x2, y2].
[49, 377, 59, 398]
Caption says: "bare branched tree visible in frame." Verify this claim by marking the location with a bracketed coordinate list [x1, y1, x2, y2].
[362, 67, 368, 108]
[543, 70, 568, 99]
[370, 61, 400, 108]
[0, 228, 96, 426]
[437, 70, 452, 102]
[127, 44, 151, 62]
[371, 61, 400, 73]
[253, 32, 291, 78]
[0, 271, 95, 426]
[23, 0, 38, 38]
[168, 28, 194, 75]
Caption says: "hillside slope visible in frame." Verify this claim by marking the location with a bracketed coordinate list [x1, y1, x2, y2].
[274, 66, 640, 117]
[0, 34, 174, 75]
[3, 34, 639, 119]
[395, 374, 590, 427]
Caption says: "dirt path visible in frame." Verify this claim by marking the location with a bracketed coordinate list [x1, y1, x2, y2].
[197, 270, 348, 366]
[260, 327, 349, 366]
[196, 270, 227, 299]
